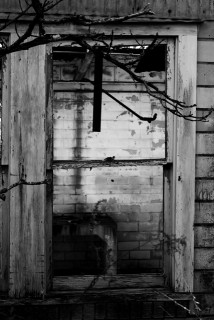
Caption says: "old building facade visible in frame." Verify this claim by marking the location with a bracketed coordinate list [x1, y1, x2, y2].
[0, 0, 214, 319]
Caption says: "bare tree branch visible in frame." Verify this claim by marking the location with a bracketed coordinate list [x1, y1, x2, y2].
[0, 1, 211, 122]
[0, 178, 50, 201]
[47, 6, 154, 25]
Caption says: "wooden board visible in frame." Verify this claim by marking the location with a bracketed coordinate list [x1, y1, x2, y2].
[197, 87, 214, 109]
[196, 133, 214, 154]
[195, 179, 214, 201]
[53, 274, 165, 291]
[172, 34, 197, 292]
[0, 167, 9, 292]
[195, 226, 214, 247]
[198, 40, 214, 62]
[194, 271, 214, 292]
[195, 202, 214, 224]
[198, 21, 214, 39]
[1, 55, 10, 165]
[196, 156, 214, 177]
[196, 110, 214, 131]
[197, 63, 214, 86]
[9, 42, 47, 297]
[195, 248, 214, 269]
[2, 0, 214, 19]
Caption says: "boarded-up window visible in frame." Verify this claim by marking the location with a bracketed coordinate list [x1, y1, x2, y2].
[52, 45, 166, 275]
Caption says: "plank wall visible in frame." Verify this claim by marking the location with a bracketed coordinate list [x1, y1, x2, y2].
[2, 0, 214, 20]
[194, 22, 214, 296]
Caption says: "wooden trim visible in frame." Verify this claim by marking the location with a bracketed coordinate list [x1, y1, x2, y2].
[45, 23, 198, 38]
[172, 34, 197, 292]
[9, 37, 47, 298]
[50, 26, 197, 293]
[0, 166, 9, 292]
[46, 45, 53, 170]
[1, 53, 10, 165]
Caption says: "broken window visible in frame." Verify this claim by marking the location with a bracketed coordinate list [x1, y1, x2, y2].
[52, 42, 166, 276]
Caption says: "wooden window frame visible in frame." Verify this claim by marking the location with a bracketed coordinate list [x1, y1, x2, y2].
[46, 23, 197, 293]
[0, 22, 196, 298]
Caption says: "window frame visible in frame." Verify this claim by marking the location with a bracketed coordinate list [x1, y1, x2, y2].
[46, 23, 197, 293]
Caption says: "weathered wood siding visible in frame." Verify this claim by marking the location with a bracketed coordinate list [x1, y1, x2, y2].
[2, 0, 214, 20]
[9, 42, 47, 297]
[194, 22, 214, 293]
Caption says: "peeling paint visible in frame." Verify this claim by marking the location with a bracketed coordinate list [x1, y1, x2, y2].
[131, 130, 136, 136]
[126, 94, 140, 102]
[117, 111, 128, 118]
[152, 139, 165, 150]
[123, 149, 137, 155]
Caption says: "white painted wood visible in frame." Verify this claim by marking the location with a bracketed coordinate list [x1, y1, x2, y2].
[52, 25, 197, 292]
[172, 34, 197, 292]
[197, 87, 214, 109]
[1, 54, 10, 165]
[45, 23, 198, 38]
[198, 40, 214, 62]
[9, 37, 47, 298]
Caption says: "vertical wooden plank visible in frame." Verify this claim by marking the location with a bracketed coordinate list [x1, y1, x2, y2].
[45, 45, 53, 290]
[0, 39, 10, 292]
[173, 34, 197, 292]
[46, 45, 53, 170]
[0, 167, 9, 292]
[175, 0, 199, 18]
[9, 41, 47, 297]
[1, 54, 10, 165]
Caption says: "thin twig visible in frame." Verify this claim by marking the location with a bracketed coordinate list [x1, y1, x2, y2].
[0, 178, 50, 201]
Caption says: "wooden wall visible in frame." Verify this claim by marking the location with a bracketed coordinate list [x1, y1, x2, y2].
[194, 22, 214, 295]
[2, 0, 214, 20]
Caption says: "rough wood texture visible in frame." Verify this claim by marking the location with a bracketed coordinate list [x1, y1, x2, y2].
[1, 55, 10, 165]
[195, 248, 214, 269]
[196, 156, 214, 177]
[173, 34, 197, 292]
[196, 133, 214, 154]
[194, 271, 214, 292]
[197, 88, 214, 109]
[0, 167, 9, 292]
[2, 0, 214, 19]
[197, 63, 214, 86]
[195, 202, 214, 224]
[53, 274, 165, 291]
[9, 41, 47, 298]
[198, 40, 214, 62]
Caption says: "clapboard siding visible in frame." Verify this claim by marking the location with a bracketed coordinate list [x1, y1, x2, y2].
[194, 271, 214, 292]
[195, 249, 214, 269]
[196, 133, 214, 154]
[2, 0, 214, 19]
[196, 23, 214, 295]
[196, 88, 214, 109]
[198, 40, 214, 62]
[196, 156, 214, 177]
[195, 202, 214, 224]
[195, 226, 214, 247]
[197, 63, 214, 86]
[195, 180, 214, 201]
[196, 111, 214, 131]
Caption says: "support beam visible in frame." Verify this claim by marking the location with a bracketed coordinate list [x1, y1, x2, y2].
[93, 49, 103, 132]
[9, 39, 47, 298]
